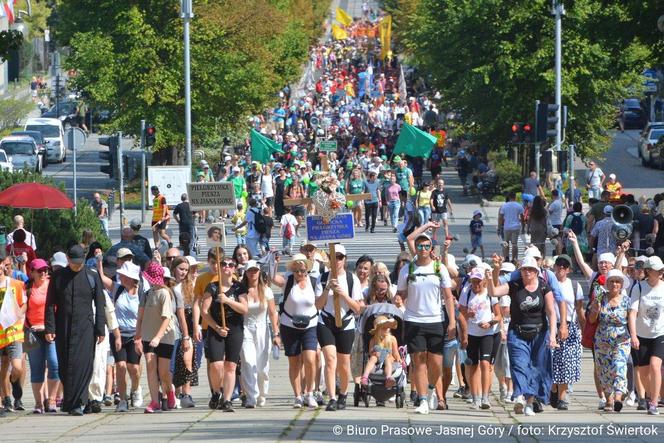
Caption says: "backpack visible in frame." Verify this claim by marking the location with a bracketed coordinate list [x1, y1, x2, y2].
[279, 274, 318, 316]
[568, 213, 583, 235]
[251, 208, 267, 235]
[407, 260, 443, 283]
[319, 271, 356, 323]
[284, 221, 294, 239]
[113, 278, 146, 304]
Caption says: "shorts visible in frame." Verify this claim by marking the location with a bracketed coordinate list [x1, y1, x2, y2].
[151, 220, 167, 231]
[432, 212, 448, 222]
[142, 341, 174, 360]
[632, 335, 664, 367]
[503, 229, 519, 245]
[442, 338, 458, 368]
[404, 321, 444, 354]
[280, 324, 318, 357]
[291, 205, 305, 217]
[316, 316, 355, 354]
[206, 328, 243, 363]
[112, 336, 142, 365]
[0, 341, 22, 359]
[466, 333, 501, 365]
[471, 234, 483, 249]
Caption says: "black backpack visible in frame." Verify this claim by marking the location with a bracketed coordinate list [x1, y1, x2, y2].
[279, 274, 318, 316]
[251, 208, 267, 235]
[567, 213, 583, 235]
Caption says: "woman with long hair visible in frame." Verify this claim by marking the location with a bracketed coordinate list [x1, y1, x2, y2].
[239, 261, 280, 408]
[135, 261, 177, 413]
[170, 257, 196, 407]
[233, 245, 252, 280]
[366, 274, 393, 305]
[201, 257, 248, 412]
[528, 196, 549, 258]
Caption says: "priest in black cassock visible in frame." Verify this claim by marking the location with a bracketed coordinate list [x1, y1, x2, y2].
[45, 245, 106, 416]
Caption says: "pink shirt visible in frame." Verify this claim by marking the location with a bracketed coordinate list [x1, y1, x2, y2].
[386, 184, 401, 202]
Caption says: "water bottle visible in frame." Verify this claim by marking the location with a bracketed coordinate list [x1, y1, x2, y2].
[271, 343, 280, 360]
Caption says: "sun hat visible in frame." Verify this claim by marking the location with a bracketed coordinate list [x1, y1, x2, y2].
[143, 261, 165, 286]
[287, 253, 313, 272]
[500, 262, 516, 273]
[645, 256, 664, 271]
[604, 269, 629, 289]
[519, 256, 540, 271]
[598, 252, 616, 264]
[369, 315, 398, 334]
[464, 254, 481, 267]
[524, 246, 542, 259]
[185, 256, 200, 267]
[393, 155, 402, 163]
[117, 261, 140, 281]
[472, 210, 482, 218]
[117, 248, 134, 259]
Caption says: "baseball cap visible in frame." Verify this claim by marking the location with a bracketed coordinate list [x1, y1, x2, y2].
[473, 210, 482, 218]
[609, 173, 616, 179]
[645, 256, 664, 271]
[464, 254, 481, 267]
[232, 166, 240, 173]
[468, 268, 484, 280]
[415, 233, 433, 244]
[500, 262, 516, 273]
[245, 260, 261, 272]
[393, 155, 402, 163]
[554, 254, 572, 266]
[335, 245, 347, 257]
[51, 252, 68, 268]
[67, 245, 86, 265]
[185, 256, 200, 267]
[129, 218, 142, 230]
[603, 205, 614, 215]
[30, 258, 49, 271]
[117, 248, 134, 259]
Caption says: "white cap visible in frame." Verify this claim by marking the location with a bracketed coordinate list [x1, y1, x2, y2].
[464, 254, 481, 267]
[117, 262, 140, 281]
[185, 256, 200, 267]
[334, 244, 347, 257]
[51, 251, 68, 268]
[609, 173, 616, 179]
[117, 247, 134, 259]
[520, 256, 540, 271]
[598, 252, 616, 264]
[245, 260, 261, 271]
[604, 269, 629, 289]
[162, 267, 173, 280]
[232, 166, 241, 173]
[524, 246, 542, 259]
[645, 256, 664, 271]
[500, 262, 516, 273]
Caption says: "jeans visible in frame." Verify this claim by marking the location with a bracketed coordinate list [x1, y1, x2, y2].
[235, 233, 246, 245]
[27, 339, 59, 383]
[282, 236, 293, 254]
[388, 200, 401, 228]
[246, 236, 261, 258]
[418, 207, 431, 225]
[364, 202, 378, 230]
[99, 218, 109, 237]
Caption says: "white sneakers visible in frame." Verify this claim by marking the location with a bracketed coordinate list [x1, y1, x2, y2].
[131, 386, 144, 408]
[427, 388, 438, 410]
[257, 396, 266, 407]
[306, 392, 319, 409]
[414, 400, 430, 415]
[524, 405, 535, 416]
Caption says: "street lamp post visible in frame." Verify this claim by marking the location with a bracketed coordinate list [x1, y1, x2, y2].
[181, 0, 193, 168]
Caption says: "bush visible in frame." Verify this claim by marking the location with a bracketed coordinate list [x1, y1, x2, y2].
[0, 170, 111, 259]
[489, 149, 521, 195]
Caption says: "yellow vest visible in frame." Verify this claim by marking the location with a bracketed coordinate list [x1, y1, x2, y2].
[0, 278, 25, 349]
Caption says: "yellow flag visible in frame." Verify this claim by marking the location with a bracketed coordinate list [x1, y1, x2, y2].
[336, 7, 353, 27]
[332, 24, 348, 40]
[379, 15, 392, 60]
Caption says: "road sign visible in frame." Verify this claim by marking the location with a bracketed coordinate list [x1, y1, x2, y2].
[65, 127, 86, 150]
[319, 140, 338, 152]
[187, 181, 236, 210]
[306, 213, 355, 242]
[148, 166, 191, 206]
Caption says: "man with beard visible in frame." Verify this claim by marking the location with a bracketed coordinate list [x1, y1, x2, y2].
[45, 245, 106, 416]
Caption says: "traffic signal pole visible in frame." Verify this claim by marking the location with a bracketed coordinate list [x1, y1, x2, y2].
[181, 0, 193, 168]
[140, 119, 146, 224]
[118, 131, 125, 227]
[554, 1, 563, 154]
[535, 100, 541, 182]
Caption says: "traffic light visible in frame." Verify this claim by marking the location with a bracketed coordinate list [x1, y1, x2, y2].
[99, 134, 119, 178]
[511, 123, 533, 144]
[535, 102, 559, 143]
[144, 124, 156, 147]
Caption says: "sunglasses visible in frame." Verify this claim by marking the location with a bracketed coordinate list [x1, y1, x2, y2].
[35, 269, 49, 273]
[293, 269, 308, 274]
[555, 262, 570, 268]
[221, 261, 236, 268]
[335, 254, 346, 260]
[416, 243, 432, 251]
[165, 256, 177, 261]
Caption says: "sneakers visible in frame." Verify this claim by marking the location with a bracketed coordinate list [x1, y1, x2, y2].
[524, 405, 535, 416]
[161, 398, 169, 411]
[337, 393, 347, 410]
[480, 398, 491, 410]
[314, 391, 325, 406]
[550, 391, 559, 409]
[469, 400, 480, 410]
[116, 400, 129, 413]
[257, 396, 266, 407]
[614, 401, 623, 412]
[144, 400, 160, 414]
[222, 400, 234, 412]
[167, 391, 177, 410]
[69, 407, 84, 416]
[180, 394, 196, 408]
[113, 392, 121, 405]
[325, 399, 338, 411]
[598, 398, 607, 410]
[293, 396, 304, 409]
[2, 396, 13, 412]
[13, 399, 24, 411]
[453, 386, 466, 399]
[557, 400, 569, 411]
[306, 393, 318, 409]
[626, 391, 636, 407]
[647, 402, 660, 415]
[532, 400, 543, 413]
[499, 386, 507, 403]
[131, 387, 143, 408]
[209, 393, 221, 410]
[103, 394, 113, 407]
[414, 400, 430, 415]
[427, 387, 438, 410]
[637, 398, 648, 410]
[89, 400, 102, 413]
[504, 392, 515, 403]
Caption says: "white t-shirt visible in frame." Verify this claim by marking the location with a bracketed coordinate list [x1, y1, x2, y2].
[7, 229, 37, 250]
[280, 214, 298, 236]
[587, 168, 603, 187]
[459, 290, 498, 337]
[261, 173, 274, 198]
[629, 280, 664, 339]
[500, 295, 511, 333]
[499, 201, 524, 231]
[555, 278, 583, 323]
[397, 260, 452, 323]
[318, 272, 363, 331]
[548, 198, 565, 226]
[280, 273, 322, 329]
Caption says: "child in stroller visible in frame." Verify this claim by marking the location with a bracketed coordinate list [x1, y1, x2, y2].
[361, 316, 401, 388]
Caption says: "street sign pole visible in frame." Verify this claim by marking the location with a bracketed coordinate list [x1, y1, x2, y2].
[535, 100, 541, 182]
[181, 0, 193, 168]
[140, 119, 146, 223]
[569, 143, 575, 208]
[65, 127, 87, 216]
[118, 131, 125, 227]
[70, 130, 77, 214]
[553, 1, 564, 154]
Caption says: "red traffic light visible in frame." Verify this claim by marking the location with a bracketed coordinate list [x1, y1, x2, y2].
[511, 124, 519, 133]
[523, 123, 532, 133]
[146, 126, 155, 136]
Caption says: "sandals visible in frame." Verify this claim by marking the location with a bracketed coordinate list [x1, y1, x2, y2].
[385, 376, 395, 388]
[361, 376, 369, 386]
[437, 400, 448, 410]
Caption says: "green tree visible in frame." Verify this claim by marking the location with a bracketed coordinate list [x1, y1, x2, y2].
[389, 0, 652, 159]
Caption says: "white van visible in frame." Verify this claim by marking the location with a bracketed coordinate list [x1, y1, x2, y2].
[24, 117, 66, 163]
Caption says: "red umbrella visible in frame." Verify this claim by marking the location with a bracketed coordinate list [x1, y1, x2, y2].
[0, 183, 74, 209]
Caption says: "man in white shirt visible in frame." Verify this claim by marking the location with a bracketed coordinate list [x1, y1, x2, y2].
[548, 190, 565, 254]
[498, 192, 524, 262]
[398, 230, 455, 414]
[6, 215, 37, 251]
[585, 161, 605, 200]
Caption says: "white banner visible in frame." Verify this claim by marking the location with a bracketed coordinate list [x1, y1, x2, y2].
[148, 166, 191, 206]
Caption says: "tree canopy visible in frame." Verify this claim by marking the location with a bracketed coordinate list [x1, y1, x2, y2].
[55, 0, 329, 156]
[386, 0, 659, 158]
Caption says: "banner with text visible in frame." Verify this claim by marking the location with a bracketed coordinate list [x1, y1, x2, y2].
[187, 182, 236, 210]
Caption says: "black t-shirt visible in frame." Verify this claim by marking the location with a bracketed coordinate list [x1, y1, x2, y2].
[507, 279, 551, 329]
[206, 281, 245, 330]
[173, 202, 194, 227]
[470, 219, 483, 235]
[431, 189, 449, 213]
[263, 217, 274, 238]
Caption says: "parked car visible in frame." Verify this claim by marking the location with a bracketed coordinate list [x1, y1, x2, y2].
[40, 100, 78, 128]
[24, 117, 66, 163]
[0, 148, 13, 173]
[638, 122, 664, 168]
[0, 136, 42, 173]
[11, 130, 48, 169]
[619, 98, 646, 129]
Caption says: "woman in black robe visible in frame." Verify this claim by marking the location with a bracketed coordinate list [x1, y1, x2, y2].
[45, 245, 106, 415]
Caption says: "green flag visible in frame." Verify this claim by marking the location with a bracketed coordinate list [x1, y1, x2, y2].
[392, 123, 437, 158]
[251, 129, 283, 163]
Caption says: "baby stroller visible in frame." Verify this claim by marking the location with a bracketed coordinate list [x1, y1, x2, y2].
[353, 303, 406, 408]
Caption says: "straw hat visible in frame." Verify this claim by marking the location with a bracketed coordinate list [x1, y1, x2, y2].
[370, 315, 397, 334]
[287, 253, 313, 272]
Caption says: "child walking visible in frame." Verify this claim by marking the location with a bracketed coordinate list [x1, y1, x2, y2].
[231, 203, 247, 245]
[361, 316, 401, 388]
[279, 206, 298, 256]
[469, 209, 484, 259]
